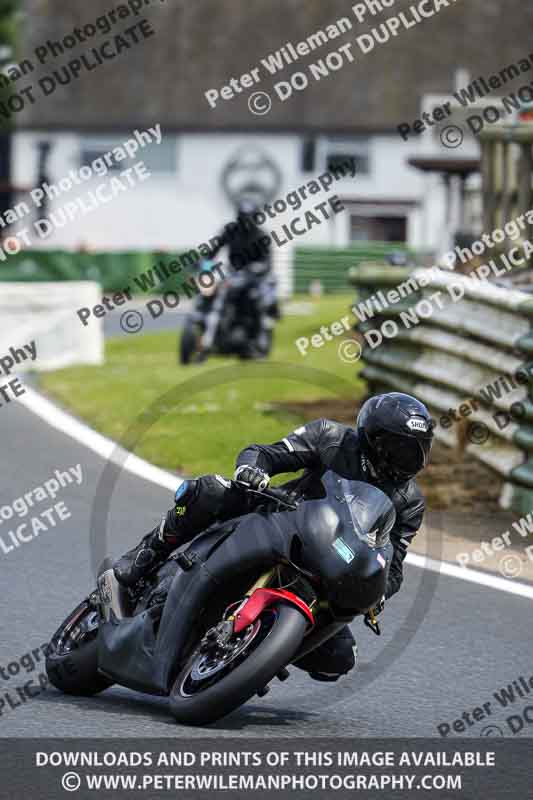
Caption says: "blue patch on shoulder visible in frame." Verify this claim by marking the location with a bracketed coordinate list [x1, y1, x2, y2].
[175, 481, 189, 502]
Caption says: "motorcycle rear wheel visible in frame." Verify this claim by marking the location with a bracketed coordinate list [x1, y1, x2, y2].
[169, 603, 307, 725]
[45, 599, 113, 696]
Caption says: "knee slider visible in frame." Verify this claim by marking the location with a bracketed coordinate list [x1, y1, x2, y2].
[196, 474, 235, 515]
[174, 479, 197, 506]
[166, 474, 235, 542]
[309, 671, 342, 683]
[295, 628, 357, 678]
[163, 480, 200, 541]
[323, 632, 357, 674]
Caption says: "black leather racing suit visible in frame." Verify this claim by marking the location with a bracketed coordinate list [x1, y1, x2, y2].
[160, 419, 425, 680]
[210, 212, 271, 270]
[236, 419, 425, 600]
[199, 213, 273, 348]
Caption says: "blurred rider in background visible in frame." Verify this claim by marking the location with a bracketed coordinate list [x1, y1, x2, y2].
[197, 199, 279, 357]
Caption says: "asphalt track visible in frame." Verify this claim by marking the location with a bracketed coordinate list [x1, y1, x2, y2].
[1, 384, 533, 740]
[103, 300, 187, 338]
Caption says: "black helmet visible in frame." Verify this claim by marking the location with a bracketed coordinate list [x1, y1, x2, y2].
[356, 392, 434, 482]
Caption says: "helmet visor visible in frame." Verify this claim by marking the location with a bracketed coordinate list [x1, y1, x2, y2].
[373, 431, 432, 480]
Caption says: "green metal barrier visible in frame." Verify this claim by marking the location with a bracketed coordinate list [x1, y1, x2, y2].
[0, 250, 191, 293]
[0, 246, 424, 297]
[293, 244, 413, 294]
[350, 262, 533, 516]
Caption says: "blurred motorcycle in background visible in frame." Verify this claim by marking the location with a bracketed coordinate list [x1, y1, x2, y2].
[179, 258, 280, 364]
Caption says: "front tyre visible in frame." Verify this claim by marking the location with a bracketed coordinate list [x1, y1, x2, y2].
[179, 320, 204, 365]
[46, 599, 113, 696]
[169, 603, 308, 725]
[258, 327, 273, 358]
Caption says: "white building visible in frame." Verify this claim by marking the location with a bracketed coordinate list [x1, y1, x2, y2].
[10, 0, 532, 293]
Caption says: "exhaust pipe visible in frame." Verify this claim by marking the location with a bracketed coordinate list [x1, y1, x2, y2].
[97, 558, 131, 622]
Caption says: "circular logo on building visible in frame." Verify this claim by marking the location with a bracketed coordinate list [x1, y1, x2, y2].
[221, 145, 282, 207]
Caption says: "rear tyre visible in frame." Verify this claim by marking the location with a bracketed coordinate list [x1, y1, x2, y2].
[46, 600, 113, 696]
[169, 603, 308, 725]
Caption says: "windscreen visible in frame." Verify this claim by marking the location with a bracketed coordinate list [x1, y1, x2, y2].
[293, 471, 395, 611]
[320, 472, 396, 548]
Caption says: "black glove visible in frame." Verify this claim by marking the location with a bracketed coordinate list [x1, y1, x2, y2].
[233, 464, 270, 491]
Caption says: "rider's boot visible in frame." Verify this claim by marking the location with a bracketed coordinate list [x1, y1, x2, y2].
[113, 519, 177, 588]
[114, 480, 197, 588]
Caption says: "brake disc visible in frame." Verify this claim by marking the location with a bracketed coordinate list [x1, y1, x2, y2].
[189, 619, 261, 682]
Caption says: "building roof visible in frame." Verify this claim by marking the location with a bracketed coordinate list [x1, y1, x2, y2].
[16, 0, 533, 133]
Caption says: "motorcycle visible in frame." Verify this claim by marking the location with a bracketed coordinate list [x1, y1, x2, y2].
[179, 259, 279, 364]
[45, 472, 394, 725]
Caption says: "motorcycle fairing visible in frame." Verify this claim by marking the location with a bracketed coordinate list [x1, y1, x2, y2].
[293, 472, 394, 614]
[97, 604, 166, 693]
[98, 471, 394, 694]
[98, 511, 296, 695]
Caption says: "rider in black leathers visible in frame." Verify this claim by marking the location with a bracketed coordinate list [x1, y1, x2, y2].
[197, 201, 275, 356]
[114, 392, 434, 681]
[210, 199, 271, 271]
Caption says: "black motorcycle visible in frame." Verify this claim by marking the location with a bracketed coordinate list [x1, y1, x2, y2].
[179, 260, 279, 364]
[45, 472, 394, 725]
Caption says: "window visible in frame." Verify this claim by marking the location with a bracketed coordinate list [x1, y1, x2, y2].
[323, 137, 370, 176]
[80, 135, 177, 174]
[301, 138, 316, 172]
[350, 214, 406, 243]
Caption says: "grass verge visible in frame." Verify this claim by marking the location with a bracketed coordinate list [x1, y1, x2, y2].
[41, 295, 364, 478]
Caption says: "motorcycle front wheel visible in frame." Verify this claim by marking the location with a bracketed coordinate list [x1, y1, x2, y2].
[179, 320, 204, 365]
[169, 603, 308, 725]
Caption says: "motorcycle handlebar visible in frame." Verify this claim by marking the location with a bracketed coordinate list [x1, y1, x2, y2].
[261, 485, 298, 507]
[234, 481, 298, 510]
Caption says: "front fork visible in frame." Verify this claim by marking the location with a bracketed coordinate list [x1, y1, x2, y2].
[230, 569, 316, 634]
[235, 571, 358, 666]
